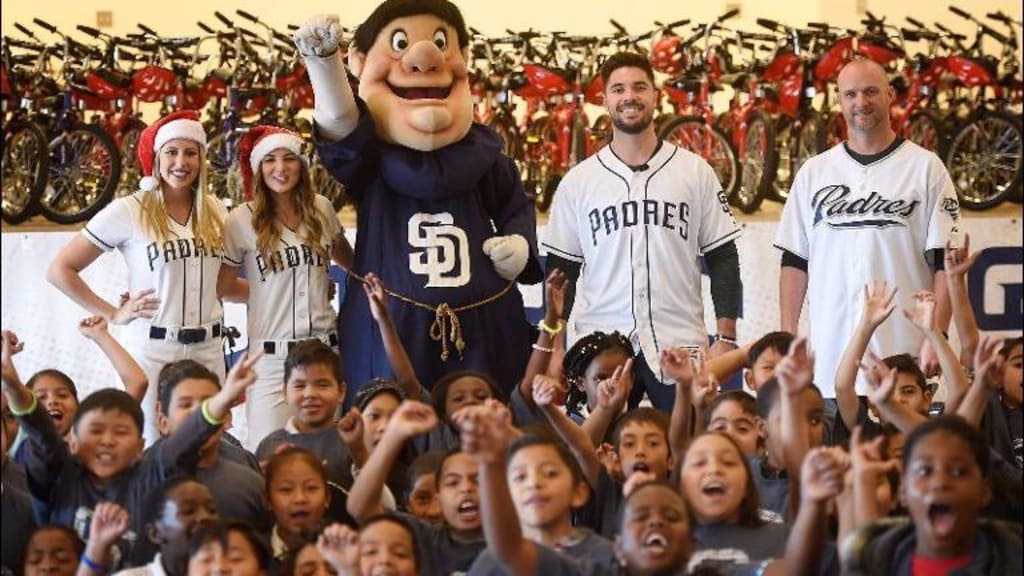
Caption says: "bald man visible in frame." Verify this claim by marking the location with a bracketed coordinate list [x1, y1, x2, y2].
[773, 59, 959, 436]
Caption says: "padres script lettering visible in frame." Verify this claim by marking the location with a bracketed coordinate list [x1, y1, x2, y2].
[146, 238, 222, 271]
[812, 185, 920, 228]
[254, 244, 328, 281]
[589, 199, 691, 246]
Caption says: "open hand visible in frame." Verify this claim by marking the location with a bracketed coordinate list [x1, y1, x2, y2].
[861, 280, 897, 328]
[109, 288, 160, 325]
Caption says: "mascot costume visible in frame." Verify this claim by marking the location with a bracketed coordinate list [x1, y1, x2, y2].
[293, 0, 542, 399]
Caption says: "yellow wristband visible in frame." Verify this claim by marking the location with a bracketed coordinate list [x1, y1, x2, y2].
[9, 390, 37, 417]
[200, 399, 226, 426]
[538, 319, 565, 336]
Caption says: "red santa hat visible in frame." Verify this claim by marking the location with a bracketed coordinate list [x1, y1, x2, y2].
[239, 126, 305, 200]
[136, 110, 207, 192]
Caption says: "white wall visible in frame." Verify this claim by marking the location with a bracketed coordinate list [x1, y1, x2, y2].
[3, 0, 1020, 44]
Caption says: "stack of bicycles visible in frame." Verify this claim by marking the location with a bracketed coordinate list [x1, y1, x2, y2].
[3, 6, 1021, 225]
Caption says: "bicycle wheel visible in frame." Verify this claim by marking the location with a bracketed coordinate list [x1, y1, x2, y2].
[903, 109, 946, 159]
[206, 130, 243, 209]
[116, 119, 146, 197]
[734, 110, 778, 214]
[946, 109, 1023, 210]
[522, 116, 555, 209]
[39, 124, 121, 224]
[590, 114, 612, 153]
[1, 119, 46, 224]
[659, 116, 741, 199]
[485, 115, 519, 160]
[771, 111, 826, 203]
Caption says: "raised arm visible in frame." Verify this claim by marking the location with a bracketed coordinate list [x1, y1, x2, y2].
[533, 375, 601, 488]
[903, 291, 969, 412]
[785, 447, 847, 576]
[956, 336, 1004, 427]
[518, 269, 566, 411]
[363, 273, 424, 399]
[77, 316, 148, 402]
[458, 401, 538, 576]
[848, 426, 900, 533]
[863, 354, 928, 433]
[347, 400, 437, 523]
[660, 349, 695, 458]
[77, 502, 130, 576]
[944, 236, 980, 366]
[579, 358, 633, 448]
[836, 282, 897, 431]
[292, 16, 359, 142]
[774, 337, 815, 515]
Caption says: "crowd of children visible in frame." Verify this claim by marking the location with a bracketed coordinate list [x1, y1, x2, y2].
[2, 229, 1021, 576]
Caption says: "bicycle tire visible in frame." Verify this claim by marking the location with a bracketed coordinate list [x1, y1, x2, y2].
[771, 111, 827, 203]
[1, 119, 47, 225]
[536, 171, 561, 213]
[946, 109, 1023, 210]
[206, 130, 244, 209]
[38, 124, 121, 224]
[658, 115, 741, 200]
[522, 116, 554, 207]
[905, 109, 947, 159]
[116, 119, 147, 198]
[734, 110, 778, 214]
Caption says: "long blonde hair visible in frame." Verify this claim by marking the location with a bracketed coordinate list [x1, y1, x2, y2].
[251, 161, 328, 265]
[139, 150, 224, 248]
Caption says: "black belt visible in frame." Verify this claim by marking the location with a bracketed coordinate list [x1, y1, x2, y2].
[263, 333, 339, 355]
[149, 323, 222, 344]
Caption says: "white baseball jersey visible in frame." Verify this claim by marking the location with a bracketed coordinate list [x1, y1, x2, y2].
[774, 140, 960, 397]
[84, 191, 228, 329]
[542, 143, 741, 376]
[222, 194, 341, 342]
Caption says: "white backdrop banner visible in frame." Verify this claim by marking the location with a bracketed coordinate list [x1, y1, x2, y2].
[2, 214, 1020, 403]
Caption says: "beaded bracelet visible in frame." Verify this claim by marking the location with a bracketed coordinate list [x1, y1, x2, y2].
[532, 343, 554, 353]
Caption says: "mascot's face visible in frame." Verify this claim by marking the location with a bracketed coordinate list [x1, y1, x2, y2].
[350, 14, 472, 151]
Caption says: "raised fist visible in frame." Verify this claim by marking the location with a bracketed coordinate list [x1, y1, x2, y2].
[293, 15, 344, 57]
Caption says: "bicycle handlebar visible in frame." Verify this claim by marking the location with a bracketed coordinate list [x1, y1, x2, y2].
[14, 23, 37, 39]
[757, 18, 781, 32]
[948, 6, 970, 20]
[609, 19, 627, 34]
[33, 18, 57, 34]
[197, 21, 216, 34]
[214, 11, 234, 28]
[138, 23, 158, 37]
[718, 8, 740, 23]
[6, 38, 44, 51]
[236, 9, 259, 24]
[76, 25, 102, 38]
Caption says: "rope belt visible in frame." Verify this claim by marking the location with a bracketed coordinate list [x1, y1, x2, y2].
[346, 269, 515, 361]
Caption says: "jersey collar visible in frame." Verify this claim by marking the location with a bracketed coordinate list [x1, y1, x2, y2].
[598, 139, 671, 181]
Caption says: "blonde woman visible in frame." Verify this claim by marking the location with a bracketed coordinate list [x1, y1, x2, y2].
[47, 111, 229, 444]
[218, 126, 351, 448]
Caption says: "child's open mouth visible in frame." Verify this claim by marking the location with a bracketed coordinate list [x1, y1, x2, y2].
[927, 503, 957, 538]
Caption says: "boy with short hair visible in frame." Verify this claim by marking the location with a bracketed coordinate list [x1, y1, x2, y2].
[745, 331, 795, 394]
[0, 329, 260, 566]
[147, 360, 266, 529]
[256, 340, 354, 487]
[752, 337, 825, 519]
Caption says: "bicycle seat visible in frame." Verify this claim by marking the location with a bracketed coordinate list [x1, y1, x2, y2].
[666, 75, 703, 93]
[94, 69, 133, 90]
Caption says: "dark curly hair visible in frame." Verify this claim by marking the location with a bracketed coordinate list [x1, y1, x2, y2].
[562, 331, 633, 417]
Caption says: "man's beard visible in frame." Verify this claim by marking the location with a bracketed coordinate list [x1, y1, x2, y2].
[612, 110, 654, 135]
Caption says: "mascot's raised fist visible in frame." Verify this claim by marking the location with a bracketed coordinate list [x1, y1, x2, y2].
[483, 234, 529, 281]
[293, 15, 343, 57]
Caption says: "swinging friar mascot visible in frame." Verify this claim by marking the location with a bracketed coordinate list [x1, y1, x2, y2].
[294, 0, 542, 400]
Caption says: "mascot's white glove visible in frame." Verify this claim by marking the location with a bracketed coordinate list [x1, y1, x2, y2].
[482, 235, 529, 281]
[293, 15, 358, 141]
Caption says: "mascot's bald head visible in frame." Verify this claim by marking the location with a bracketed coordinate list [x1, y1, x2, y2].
[348, 0, 474, 151]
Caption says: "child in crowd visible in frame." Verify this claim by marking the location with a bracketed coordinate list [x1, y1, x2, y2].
[559, 331, 633, 427]
[185, 520, 271, 576]
[750, 338, 825, 519]
[255, 341, 353, 487]
[11, 316, 148, 463]
[744, 331, 796, 395]
[347, 401, 486, 574]
[402, 451, 445, 524]
[340, 379, 411, 504]
[835, 284, 966, 446]
[964, 336, 1022, 470]
[468, 433, 615, 574]
[845, 415, 1023, 575]
[0, 330, 260, 567]
[264, 447, 338, 563]
[23, 525, 83, 576]
[314, 517, 422, 576]
[2, 394, 34, 576]
[460, 400, 839, 576]
[150, 360, 265, 529]
[705, 391, 763, 458]
[678, 431, 788, 572]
